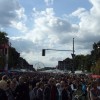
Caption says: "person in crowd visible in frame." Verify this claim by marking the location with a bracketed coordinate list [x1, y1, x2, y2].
[6, 79, 15, 100]
[0, 71, 100, 100]
[29, 82, 34, 100]
[70, 80, 77, 93]
[87, 80, 92, 100]
[10, 78, 18, 94]
[90, 81, 100, 100]
[61, 81, 71, 100]
[14, 76, 30, 100]
[0, 75, 8, 91]
[0, 78, 8, 100]
[81, 79, 87, 99]
[43, 78, 58, 100]
[56, 83, 62, 100]
[30, 82, 40, 100]
[69, 80, 77, 99]
[37, 82, 44, 100]
[96, 78, 100, 90]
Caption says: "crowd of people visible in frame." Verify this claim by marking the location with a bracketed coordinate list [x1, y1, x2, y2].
[0, 72, 100, 100]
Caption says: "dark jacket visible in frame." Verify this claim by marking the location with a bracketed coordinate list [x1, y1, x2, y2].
[15, 83, 30, 100]
[0, 88, 8, 100]
[6, 88, 14, 100]
[62, 89, 70, 100]
[43, 85, 58, 100]
[37, 88, 43, 100]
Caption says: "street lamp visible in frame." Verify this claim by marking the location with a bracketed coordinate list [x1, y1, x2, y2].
[97, 45, 100, 48]
[97, 45, 100, 56]
[71, 38, 75, 73]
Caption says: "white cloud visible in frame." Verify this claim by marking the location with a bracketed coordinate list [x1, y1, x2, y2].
[2, 0, 100, 68]
[9, 8, 78, 67]
[0, 0, 27, 33]
[11, 5, 27, 32]
[44, 0, 54, 6]
[89, 0, 100, 17]
[16, 7, 27, 21]
[0, 0, 19, 27]
[70, 0, 100, 44]
[71, 8, 87, 18]
[30, 8, 78, 44]
[11, 21, 28, 32]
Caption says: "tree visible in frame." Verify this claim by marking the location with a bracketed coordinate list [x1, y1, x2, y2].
[0, 31, 8, 44]
[92, 59, 100, 74]
[0, 31, 34, 70]
[0, 32, 9, 69]
[91, 41, 100, 60]
[8, 47, 20, 69]
[90, 41, 100, 74]
[74, 55, 86, 70]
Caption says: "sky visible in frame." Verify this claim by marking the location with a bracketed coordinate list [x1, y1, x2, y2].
[0, 0, 100, 69]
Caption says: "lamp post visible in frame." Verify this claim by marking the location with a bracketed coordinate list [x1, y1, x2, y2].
[71, 38, 75, 73]
[97, 45, 100, 52]
[96, 45, 100, 59]
[4, 43, 9, 71]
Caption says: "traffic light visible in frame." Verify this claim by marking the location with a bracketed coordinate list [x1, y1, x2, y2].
[42, 49, 45, 56]
[71, 53, 75, 58]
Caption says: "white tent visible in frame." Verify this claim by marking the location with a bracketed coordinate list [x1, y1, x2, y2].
[75, 70, 83, 74]
[40, 69, 65, 74]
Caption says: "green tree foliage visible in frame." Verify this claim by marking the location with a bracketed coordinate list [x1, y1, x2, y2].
[63, 41, 100, 72]
[0, 56, 5, 69]
[8, 47, 20, 69]
[91, 41, 100, 60]
[90, 41, 100, 74]
[74, 55, 85, 70]
[0, 32, 9, 69]
[0, 31, 34, 70]
[73, 41, 100, 72]
[0, 31, 8, 44]
[72, 54, 91, 71]
[92, 59, 100, 74]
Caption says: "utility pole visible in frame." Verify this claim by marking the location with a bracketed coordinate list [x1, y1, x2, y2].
[72, 38, 75, 73]
[4, 43, 9, 71]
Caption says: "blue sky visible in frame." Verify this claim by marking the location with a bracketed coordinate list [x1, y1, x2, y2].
[0, 0, 100, 69]
[19, 0, 92, 15]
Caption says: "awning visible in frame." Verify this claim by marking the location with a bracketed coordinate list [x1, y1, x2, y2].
[91, 74, 100, 78]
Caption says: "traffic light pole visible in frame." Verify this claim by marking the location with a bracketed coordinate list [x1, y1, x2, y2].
[42, 49, 73, 56]
[42, 38, 75, 73]
[72, 38, 75, 73]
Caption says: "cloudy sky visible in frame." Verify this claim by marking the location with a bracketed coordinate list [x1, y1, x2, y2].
[0, 0, 100, 69]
